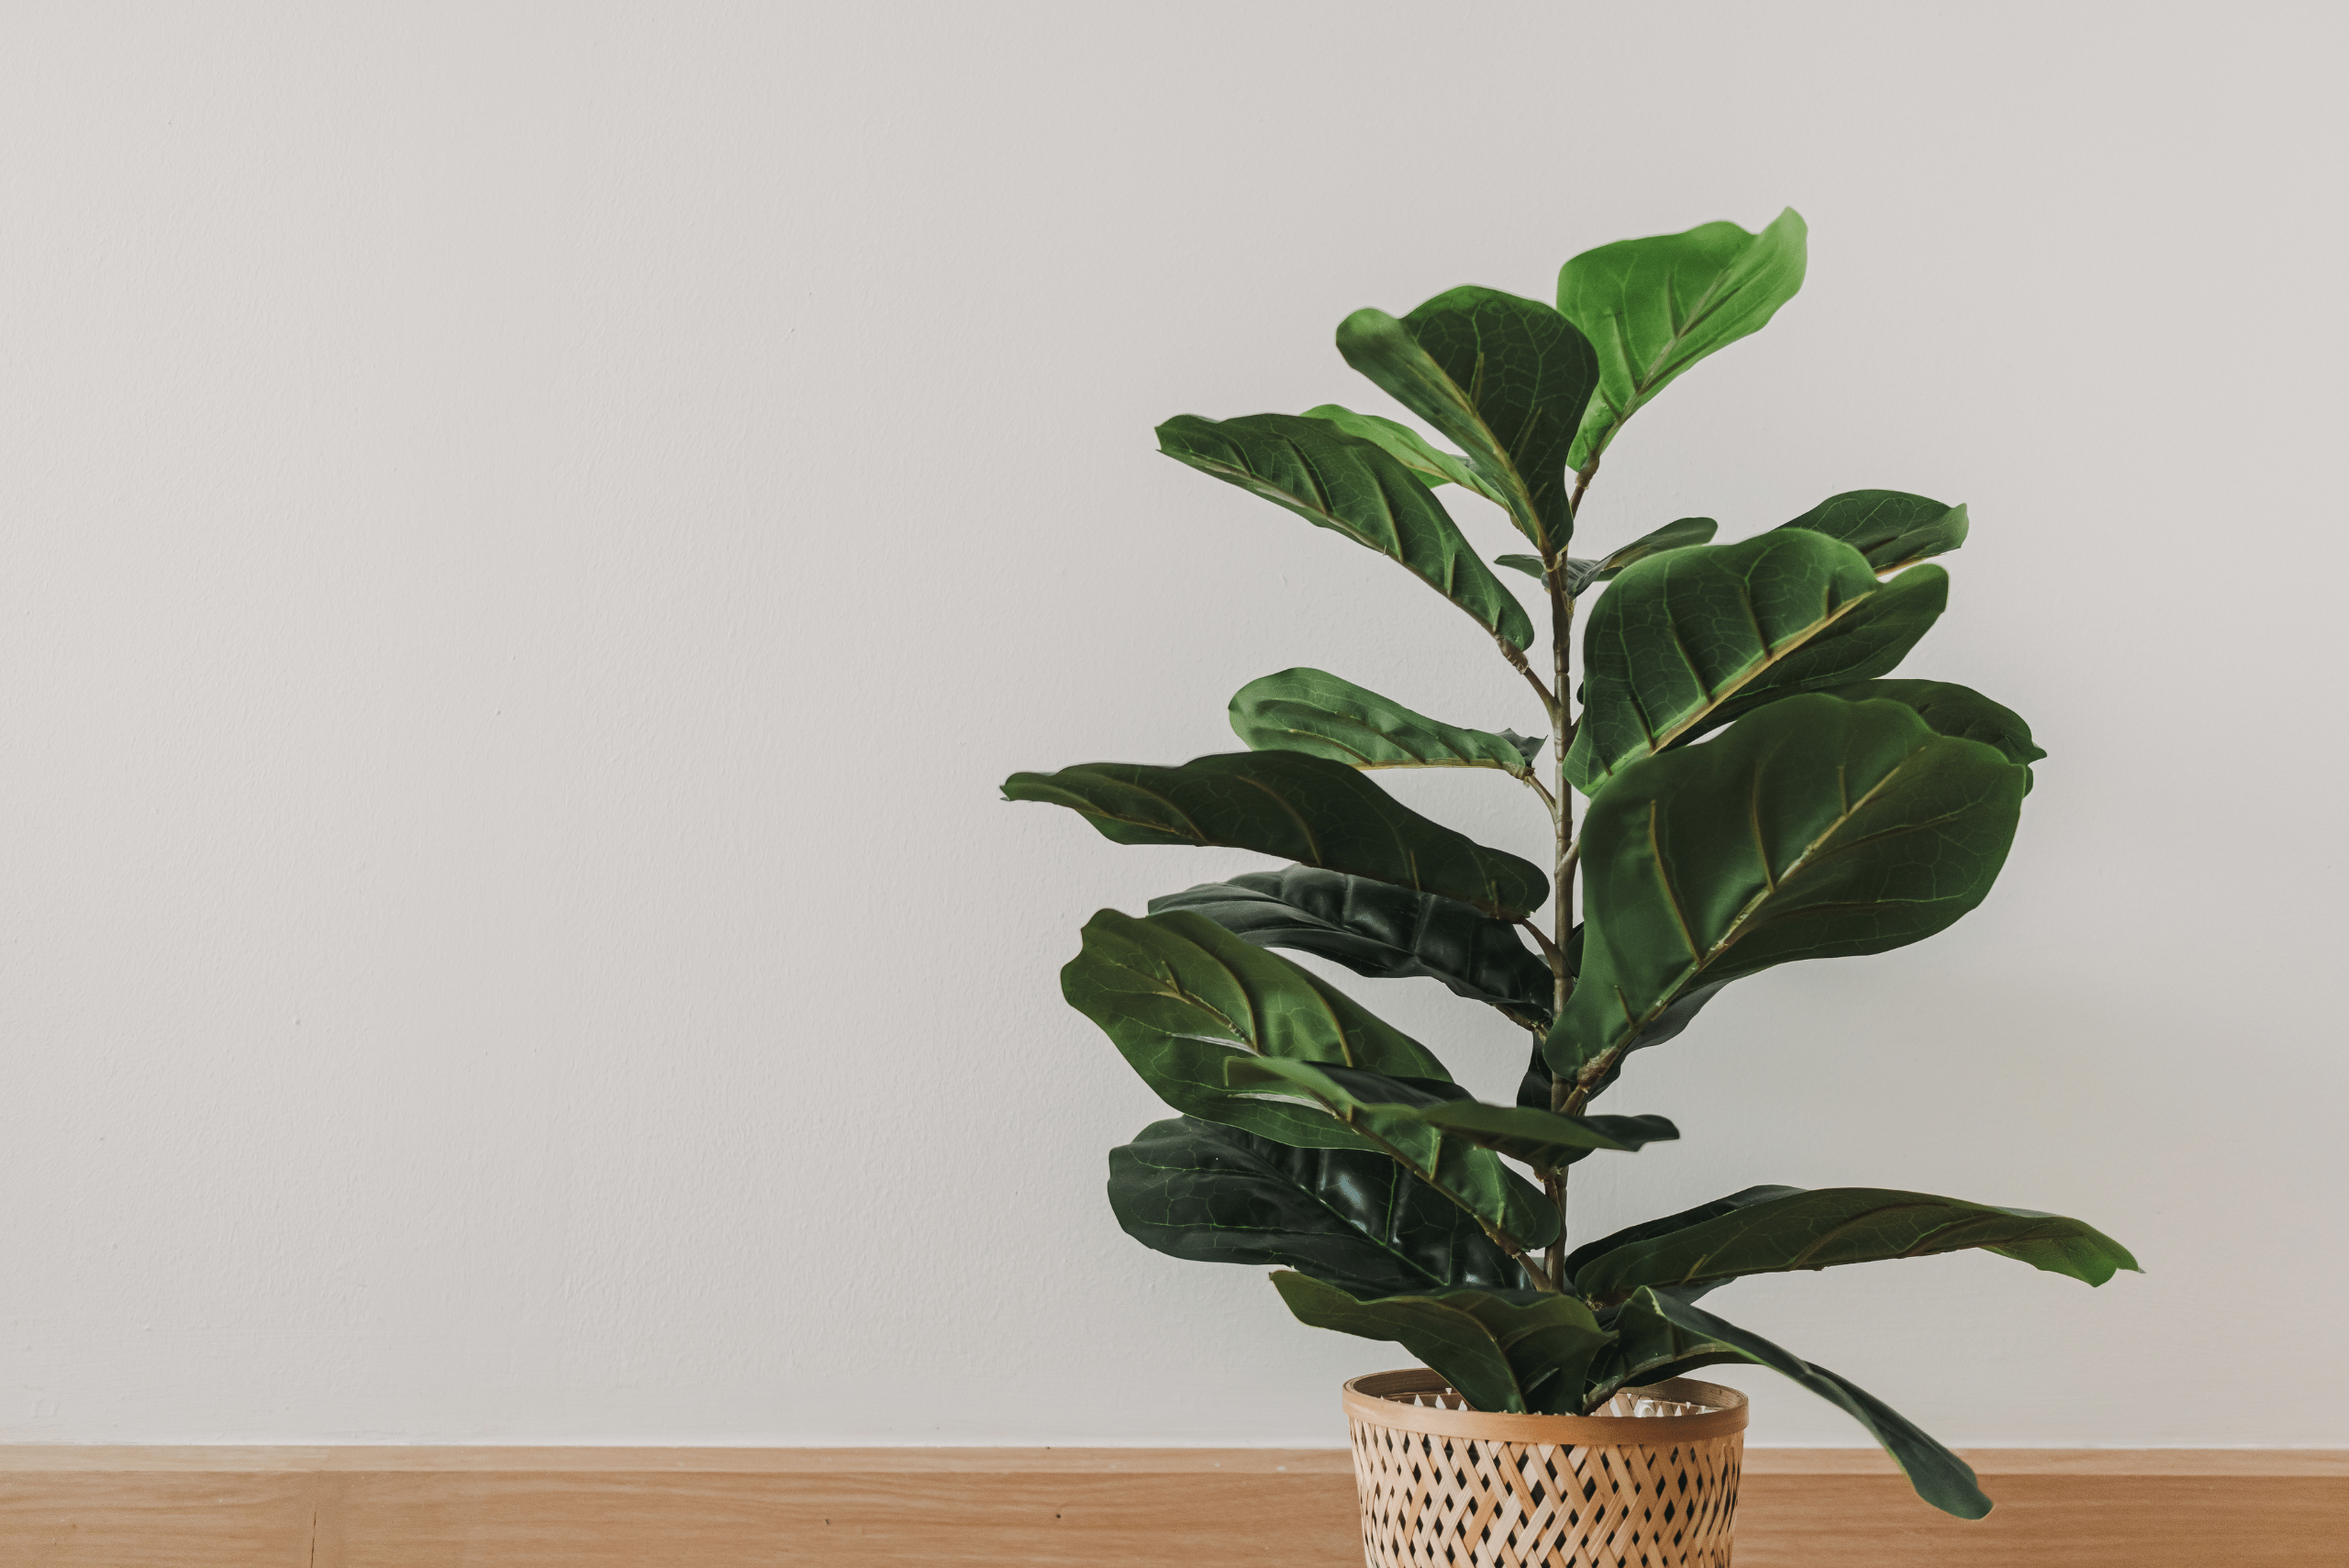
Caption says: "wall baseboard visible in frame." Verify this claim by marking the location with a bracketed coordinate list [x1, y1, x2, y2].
[0, 1445, 2338, 1566]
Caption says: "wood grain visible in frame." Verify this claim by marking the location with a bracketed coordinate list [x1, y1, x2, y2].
[0, 1446, 2335, 1567]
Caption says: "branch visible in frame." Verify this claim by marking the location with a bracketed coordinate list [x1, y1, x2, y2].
[1495, 633, 1558, 720]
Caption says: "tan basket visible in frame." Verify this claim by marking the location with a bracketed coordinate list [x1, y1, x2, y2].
[1344, 1369, 1749, 1567]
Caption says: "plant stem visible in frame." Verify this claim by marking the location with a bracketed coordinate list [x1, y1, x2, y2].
[1542, 463, 1598, 1284]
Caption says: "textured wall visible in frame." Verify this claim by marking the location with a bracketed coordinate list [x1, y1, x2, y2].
[0, 1, 2338, 1444]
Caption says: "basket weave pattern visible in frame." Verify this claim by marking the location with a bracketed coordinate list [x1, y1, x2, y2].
[1344, 1372, 1747, 1568]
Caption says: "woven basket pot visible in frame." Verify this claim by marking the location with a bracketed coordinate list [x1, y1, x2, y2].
[1344, 1369, 1750, 1568]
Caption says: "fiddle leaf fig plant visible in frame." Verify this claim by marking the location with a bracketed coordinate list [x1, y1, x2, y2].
[1003, 208, 2137, 1521]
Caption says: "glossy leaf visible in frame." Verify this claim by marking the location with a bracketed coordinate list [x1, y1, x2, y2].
[1565, 529, 1947, 793]
[1565, 1185, 1800, 1293]
[1229, 667, 1531, 774]
[1062, 909, 1450, 1150]
[1570, 1186, 2142, 1306]
[1564, 517, 1720, 595]
[1301, 404, 1488, 495]
[1624, 1290, 1993, 1519]
[1557, 208, 1808, 470]
[1148, 866, 1552, 1013]
[1222, 1059, 1557, 1248]
[1494, 553, 1545, 580]
[1108, 1116, 1520, 1292]
[1005, 749, 1549, 919]
[1779, 490, 1968, 573]
[1412, 1103, 1679, 1170]
[1549, 695, 2028, 1085]
[1156, 412, 1534, 649]
[1335, 288, 1598, 550]
[1273, 1271, 1610, 1415]
[1820, 679, 2045, 773]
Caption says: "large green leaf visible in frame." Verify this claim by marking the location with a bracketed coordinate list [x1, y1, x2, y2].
[1779, 490, 1968, 573]
[1272, 1271, 1610, 1416]
[1222, 1059, 1556, 1247]
[1570, 1185, 2141, 1306]
[1556, 208, 1808, 470]
[1334, 287, 1598, 551]
[1818, 679, 2045, 773]
[1565, 529, 1948, 793]
[1108, 1116, 1521, 1292]
[1565, 1185, 1798, 1294]
[1005, 750, 1549, 919]
[1229, 667, 1532, 774]
[1156, 412, 1533, 649]
[1548, 695, 2028, 1085]
[1622, 1290, 1994, 1519]
[1301, 404, 1488, 496]
[1147, 866, 1552, 1013]
[1062, 909, 1450, 1150]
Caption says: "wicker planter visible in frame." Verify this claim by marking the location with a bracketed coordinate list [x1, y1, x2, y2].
[1344, 1369, 1750, 1567]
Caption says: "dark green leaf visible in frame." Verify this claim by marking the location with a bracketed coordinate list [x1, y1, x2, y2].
[1623, 1290, 1994, 1519]
[1335, 288, 1598, 550]
[1273, 1271, 1610, 1415]
[1564, 516, 1721, 595]
[1557, 208, 1807, 470]
[1571, 1186, 2141, 1306]
[1228, 667, 1531, 774]
[1156, 412, 1533, 649]
[1566, 1185, 1801, 1291]
[1108, 1116, 1520, 1293]
[1778, 490, 1968, 573]
[1062, 909, 1450, 1150]
[1300, 404, 1487, 495]
[1222, 1059, 1557, 1248]
[1148, 866, 1552, 1013]
[1495, 552, 1546, 580]
[1565, 529, 1948, 793]
[1549, 694, 2028, 1085]
[1005, 750, 1549, 919]
[1413, 1103, 1678, 1170]
[1820, 679, 2046, 774]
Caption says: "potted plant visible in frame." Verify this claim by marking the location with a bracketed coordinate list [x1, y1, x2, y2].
[1005, 208, 2137, 1562]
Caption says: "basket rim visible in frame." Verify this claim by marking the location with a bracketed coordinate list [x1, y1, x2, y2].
[1343, 1369, 1750, 1443]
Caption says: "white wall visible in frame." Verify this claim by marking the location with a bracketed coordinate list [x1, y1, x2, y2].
[0, 0, 2340, 1446]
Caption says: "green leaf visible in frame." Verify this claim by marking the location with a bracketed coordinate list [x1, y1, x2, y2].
[1779, 490, 1969, 573]
[1062, 909, 1451, 1150]
[1334, 287, 1598, 550]
[1549, 694, 2028, 1085]
[1221, 1059, 1556, 1248]
[1820, 679, 2046, 774]
[1005, 750, 1550, 919]
[1156, 412, 1534, 650]
[1570, 1186, 2142, 1306]
[1566, 1185, 1800, 1295]
[1147, 866, 1553, 1014]
[1621, 1290, 1994, 1519]
[1565, 529, 1948, 793]
[1300, 404, 1488, 495]
[1229, 667, 1532, 774]
[1108, 1116, 1521, 1292]
[1494, 553, 1545, 580]
[1557, 208, 1808, 471]
[1272, 1271, 1610, 1416]
[1412, 1103, 1678, 1170]
[1564, 516, 1720, 595]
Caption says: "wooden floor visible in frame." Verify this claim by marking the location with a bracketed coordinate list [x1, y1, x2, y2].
[0, 1445, 2337, 1565]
